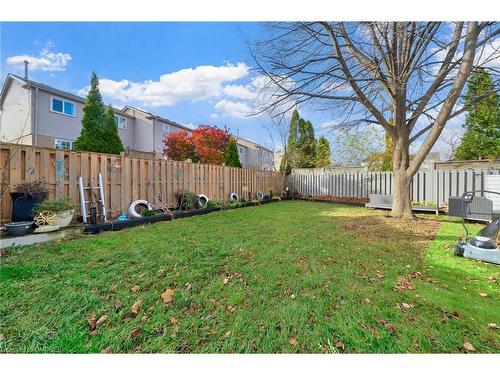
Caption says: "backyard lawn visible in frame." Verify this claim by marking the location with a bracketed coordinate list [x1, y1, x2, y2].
[0, 200, 498, 353]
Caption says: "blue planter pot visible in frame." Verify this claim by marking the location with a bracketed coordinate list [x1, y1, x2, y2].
[10, 192, 47, 222]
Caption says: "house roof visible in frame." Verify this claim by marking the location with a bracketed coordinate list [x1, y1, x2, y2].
[1, 74, 134, 118]
[122, 105, 194, 131]
[235, 135, 273, 153]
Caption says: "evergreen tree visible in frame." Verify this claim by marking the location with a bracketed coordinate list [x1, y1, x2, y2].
[280, 109, 300, 174]
[315, 136, 331, 167]
[296, 119, 316, 168]
[224, 137, 242, 168]
[102, 106, 124, 154]
[73, 72, 106, 152]
[455, 68, 500, 160]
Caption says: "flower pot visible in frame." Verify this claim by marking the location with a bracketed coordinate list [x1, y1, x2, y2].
[4, 221, 34, 236]
[10, 192, 47, 222]
[52, 209, 74, 228]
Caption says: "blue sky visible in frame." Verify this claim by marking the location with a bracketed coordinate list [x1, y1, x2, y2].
[0, 22, 337, 149]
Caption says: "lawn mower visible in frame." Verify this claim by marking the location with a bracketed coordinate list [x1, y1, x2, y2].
[454, 190, 500, 265]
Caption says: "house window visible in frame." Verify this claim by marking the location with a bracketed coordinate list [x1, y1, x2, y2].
[51, 97, 75, 116]
[162, 124, 170, 133]
[114, 115, 127, 129]
[55, 138, 73, 150]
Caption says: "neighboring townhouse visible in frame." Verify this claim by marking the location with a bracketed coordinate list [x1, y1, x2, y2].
[235, 136, 274, 171]
[0, 73, 274, 170]
[121, 105, 193, 157]
[0, 74, 192, 158]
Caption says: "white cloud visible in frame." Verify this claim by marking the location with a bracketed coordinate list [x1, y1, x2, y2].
[215, 74, 296, 119]
[78, 62, 250, 107]
[320, 120, 338, 129]
[214, 99, 253, 118]
[6, 41, 71, 72]
[223, 84, 257, 100]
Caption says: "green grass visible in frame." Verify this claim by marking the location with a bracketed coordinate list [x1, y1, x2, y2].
[0, 201, 498, 353]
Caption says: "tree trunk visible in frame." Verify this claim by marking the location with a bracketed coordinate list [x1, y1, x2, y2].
[391, 133, 416, 219]
[392, 167, 415, 219]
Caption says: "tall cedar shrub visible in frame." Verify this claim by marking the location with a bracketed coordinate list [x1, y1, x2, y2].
[224, 137, 242, 168]
[315, 136, 331, 167]
[296, 119, 316, 168]
[455, 68, 500, 160]
[102, 106, 124, 154]
[73, 72, 105, 152]
[280, 109, 300, 174]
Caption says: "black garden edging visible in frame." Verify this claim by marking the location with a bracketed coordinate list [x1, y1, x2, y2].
[83, 198, 282, 234]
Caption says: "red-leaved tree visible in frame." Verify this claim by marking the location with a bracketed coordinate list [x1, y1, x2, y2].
[163, 130, 197, 161]
[191, 125, 230, 165]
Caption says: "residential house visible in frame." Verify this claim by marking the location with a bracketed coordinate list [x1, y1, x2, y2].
[235, 136, 274, 171]
[0, 73, 273, 170]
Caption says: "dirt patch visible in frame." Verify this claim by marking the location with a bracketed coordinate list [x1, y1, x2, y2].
[342, 214, 441, 246]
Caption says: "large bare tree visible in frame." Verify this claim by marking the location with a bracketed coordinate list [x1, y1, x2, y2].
[252, 22, 499, 219]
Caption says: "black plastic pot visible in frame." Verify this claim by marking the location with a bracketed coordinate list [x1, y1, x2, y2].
[4, 221, 34, 236]
[10, 192, 47, 222]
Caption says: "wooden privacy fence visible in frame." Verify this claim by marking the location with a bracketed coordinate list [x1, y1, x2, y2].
[0, 143, 284, 224]
[287, 168, 500, 204]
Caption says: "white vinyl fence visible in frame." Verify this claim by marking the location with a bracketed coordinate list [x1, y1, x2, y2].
[287, 168, 500, 205]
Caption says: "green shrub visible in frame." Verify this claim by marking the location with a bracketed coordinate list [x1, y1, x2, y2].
[142, 209, 158, 217]
[175, 192, 195, 210]
[34, 197, 76, 213]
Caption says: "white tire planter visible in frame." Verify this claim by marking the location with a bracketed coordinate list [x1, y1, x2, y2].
[196, 194, 209, 207]
[229, 192, 239, 201]
[128, 200, 152, 218]
[256, 191, 265, 200]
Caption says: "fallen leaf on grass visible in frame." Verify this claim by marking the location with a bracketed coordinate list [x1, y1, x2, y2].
[131, 299, 142, 315]
[290, 294, 296, 300]
[131, 327, 141, 338]
[361, 298, 371, 305]
[227, 305, 237, 314]
[401, 303, 413, 309]
[223, 277, 229, 284]
[375, 318, 396, 334]
[289, 336, 298, 346]
[463, 341, 475, 352]
[335, 340, 345, 352]
[100, 347, 112, 354]
[114, 299, 122, 312]
[394, 272, 421, 292]
[479, 292, 488, 298]
[487, 323, 498, 330]
[157, 269, 165, 277]
[0, 333, 4, 341]
[171, 325, 179, 338]
[185, 283, 192, 291]
[224, 331, 232, 338]
[385, 323, 396, 334]
[87, 313, 97, 331]
[170, 317, 178, 325]
[161, 288, 175, 303]
[96, 315, 108, 327]
[131, 285, 140, 293]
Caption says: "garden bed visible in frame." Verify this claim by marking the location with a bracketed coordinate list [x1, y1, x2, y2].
[296, 195, 369, 206]
[83, 198, 282, 234]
